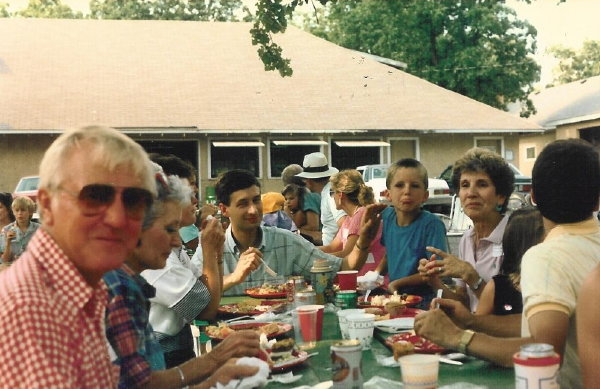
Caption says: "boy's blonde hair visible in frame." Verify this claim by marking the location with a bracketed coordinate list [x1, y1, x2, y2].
[12, 196, 36, 214]
[386, 158, 429, 189]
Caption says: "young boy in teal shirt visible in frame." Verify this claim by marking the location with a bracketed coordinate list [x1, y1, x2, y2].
[375, 158, 447, 305]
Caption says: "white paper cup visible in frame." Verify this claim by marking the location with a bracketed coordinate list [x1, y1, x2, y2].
[346, 313, 375, 350]
[336, 309, 365, 340]
[399, 354, 440, 389]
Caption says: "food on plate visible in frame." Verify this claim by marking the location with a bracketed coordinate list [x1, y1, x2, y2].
[218, 300, 285, 315]
[247, 283, 286, 295]
[386, 332, 445, 354]
[270, 338, 296, 362]
[366, 292, 421, 307]
[385, 301, 406, 316]
[392, 341, 415, 361]
[206, 322, 284, 339]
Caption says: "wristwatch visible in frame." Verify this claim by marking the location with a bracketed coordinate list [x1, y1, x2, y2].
[458, 329, 475, 354]
[470, 276, 484, 291]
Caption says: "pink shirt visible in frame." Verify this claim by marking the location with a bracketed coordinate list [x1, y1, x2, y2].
[457, 214, 509, 312]
[335, 206, 386, 276]
[0, 229, 119, 388]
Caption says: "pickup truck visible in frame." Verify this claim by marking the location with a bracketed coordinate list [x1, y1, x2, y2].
[357, 164, 452, 214]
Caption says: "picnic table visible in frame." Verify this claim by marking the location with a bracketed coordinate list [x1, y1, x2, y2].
[218, 296, 514, 388]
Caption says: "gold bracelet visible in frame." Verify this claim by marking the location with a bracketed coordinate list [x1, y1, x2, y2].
[355, 242, 369, 251]
[457, 329, 475, 354]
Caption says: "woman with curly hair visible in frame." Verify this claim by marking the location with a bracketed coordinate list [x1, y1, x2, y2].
[420, 147, 515, 311]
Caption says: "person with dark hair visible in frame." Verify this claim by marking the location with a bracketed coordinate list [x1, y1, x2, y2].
[414, 139, 600, 388]
[142, 154, 221, 368]
[475, 208, 544, 316]
[105, 165, 260, 389]
[0, 192, 15, 229]
[192, 169, 386, 296]
[282, 183, 321, 243]
[296, 153, 347, 245]
[319, 169, 386, 277]
[419, 147, 515, 311]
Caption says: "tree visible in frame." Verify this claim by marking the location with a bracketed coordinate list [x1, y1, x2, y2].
[89, 0, 246, 22]
[16, 0, 82, 18]
[306, 0, 540, 117]
[548, 40, 600, 86]
[0, 2, 9, 17]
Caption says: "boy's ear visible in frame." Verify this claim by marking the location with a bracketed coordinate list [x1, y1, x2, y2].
[422, 189, 430, 203]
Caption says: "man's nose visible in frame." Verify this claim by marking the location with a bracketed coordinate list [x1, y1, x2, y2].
[103, 196, 128, 227]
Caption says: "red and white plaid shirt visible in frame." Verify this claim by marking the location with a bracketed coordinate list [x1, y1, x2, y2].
[0, 228, 119, 388]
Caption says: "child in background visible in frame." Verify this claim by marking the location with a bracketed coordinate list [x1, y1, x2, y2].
[475, 208, 544, 316]
[377, 159, 447, 307]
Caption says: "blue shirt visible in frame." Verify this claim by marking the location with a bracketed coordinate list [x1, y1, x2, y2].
[192, 225, 343, 296]
[104, 266, 166, 388]
[0, 221, 40, 262]
[381, 208, 447, 295]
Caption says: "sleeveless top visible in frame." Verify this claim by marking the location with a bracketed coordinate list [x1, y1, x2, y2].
[493, 274, 523, 315]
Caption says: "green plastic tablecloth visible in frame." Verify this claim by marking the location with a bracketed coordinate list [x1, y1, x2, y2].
[218, 296, 515, 388]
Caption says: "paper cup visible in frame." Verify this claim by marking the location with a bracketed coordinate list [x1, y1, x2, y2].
[337, 270, 359, 290]
[346, 313, 375, 350]
[399, 354, 440, 389]
[297, 304, 325, 340]
[336, 309, 365, 340]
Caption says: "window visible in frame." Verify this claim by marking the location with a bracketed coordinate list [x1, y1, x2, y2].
[526, 147, 536, 159]
[269, 140, 324, 177]
[210, 141, 262, 178]
[475, 137, 503, 155]
[331, 140, 387, 170]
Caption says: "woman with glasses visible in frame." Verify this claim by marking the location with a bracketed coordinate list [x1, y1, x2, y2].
[104, 165, 260, 388]
[319, 169, 385, 277]
[0, 196, 40, 263]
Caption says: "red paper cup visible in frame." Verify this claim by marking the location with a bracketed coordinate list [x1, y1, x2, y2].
[297, 308, 318, 342]
[337, 270, 358, 290]
[298, 304, 324, 340]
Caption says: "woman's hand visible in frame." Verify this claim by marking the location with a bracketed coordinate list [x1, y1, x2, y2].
[423, 246, 477, 282]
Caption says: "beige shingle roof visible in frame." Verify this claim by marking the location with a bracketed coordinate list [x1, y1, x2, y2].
[0, 18, 542, 133]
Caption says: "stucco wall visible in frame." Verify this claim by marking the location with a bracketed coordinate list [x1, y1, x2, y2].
[0, 134, 56, 192]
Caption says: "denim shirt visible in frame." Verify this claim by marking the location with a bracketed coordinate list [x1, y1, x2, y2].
[0, 221, 40, 262]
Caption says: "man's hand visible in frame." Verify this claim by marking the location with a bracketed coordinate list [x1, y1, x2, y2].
[206, 330, 261, 366]
[414, 308, 463, 350]
[230, 247, 262, 285]
[433, 297, 473, 329]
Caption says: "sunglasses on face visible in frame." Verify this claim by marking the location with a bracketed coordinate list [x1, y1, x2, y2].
[59, 184, 154, 220]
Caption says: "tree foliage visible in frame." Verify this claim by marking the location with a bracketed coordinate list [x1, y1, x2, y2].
[0, 2, 9, 17]
[89, 0, 246, 21]
[548, 40, 600, 86]
[305, 0, 540, 117]
[15, 0, 82, 18]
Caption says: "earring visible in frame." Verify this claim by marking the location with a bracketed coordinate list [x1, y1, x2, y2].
[495, 204, 503, 212]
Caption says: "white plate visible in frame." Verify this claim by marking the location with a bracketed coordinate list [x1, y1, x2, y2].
[374, 317, 415, 333]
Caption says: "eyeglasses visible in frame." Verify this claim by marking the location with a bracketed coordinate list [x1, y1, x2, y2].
[59, 184, 154, 220]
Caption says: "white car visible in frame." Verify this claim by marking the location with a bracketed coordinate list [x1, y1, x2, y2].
[356, 164, 452, 213]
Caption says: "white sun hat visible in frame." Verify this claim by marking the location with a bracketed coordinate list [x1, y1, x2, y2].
[295, 152, 339, 179]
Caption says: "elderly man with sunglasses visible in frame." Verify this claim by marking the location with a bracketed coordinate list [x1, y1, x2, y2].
[0, 126, 156, 388]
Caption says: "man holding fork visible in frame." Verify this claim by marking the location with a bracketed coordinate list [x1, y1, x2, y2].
[191, 169, 386, 296]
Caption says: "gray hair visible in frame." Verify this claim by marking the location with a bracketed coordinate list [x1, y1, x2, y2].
[39, 126, 156, 195]
[142, 163, 191, 229]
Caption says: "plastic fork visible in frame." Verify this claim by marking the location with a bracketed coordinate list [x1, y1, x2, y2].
[259, 257, 278, 277]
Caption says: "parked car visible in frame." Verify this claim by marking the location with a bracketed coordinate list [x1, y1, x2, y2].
[356, 164, 452, 214]
[437, 163, 532, 195]
[13, 176, 40, 203]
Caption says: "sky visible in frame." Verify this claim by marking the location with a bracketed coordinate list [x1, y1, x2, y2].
[7, 0, 600, 87]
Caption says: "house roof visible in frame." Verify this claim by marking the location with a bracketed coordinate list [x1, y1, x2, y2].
[0, 18, 542, 134]
[527, 76, 600, 129]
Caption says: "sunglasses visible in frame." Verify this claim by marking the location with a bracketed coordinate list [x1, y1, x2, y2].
[59, 184, 154, 220]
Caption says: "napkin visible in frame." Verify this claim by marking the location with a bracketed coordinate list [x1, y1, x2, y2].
[269, 371, 303, 384]
[375, 354, 399, 367]
[364, 376, 403, 388]
[211, 357, 270, 389]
